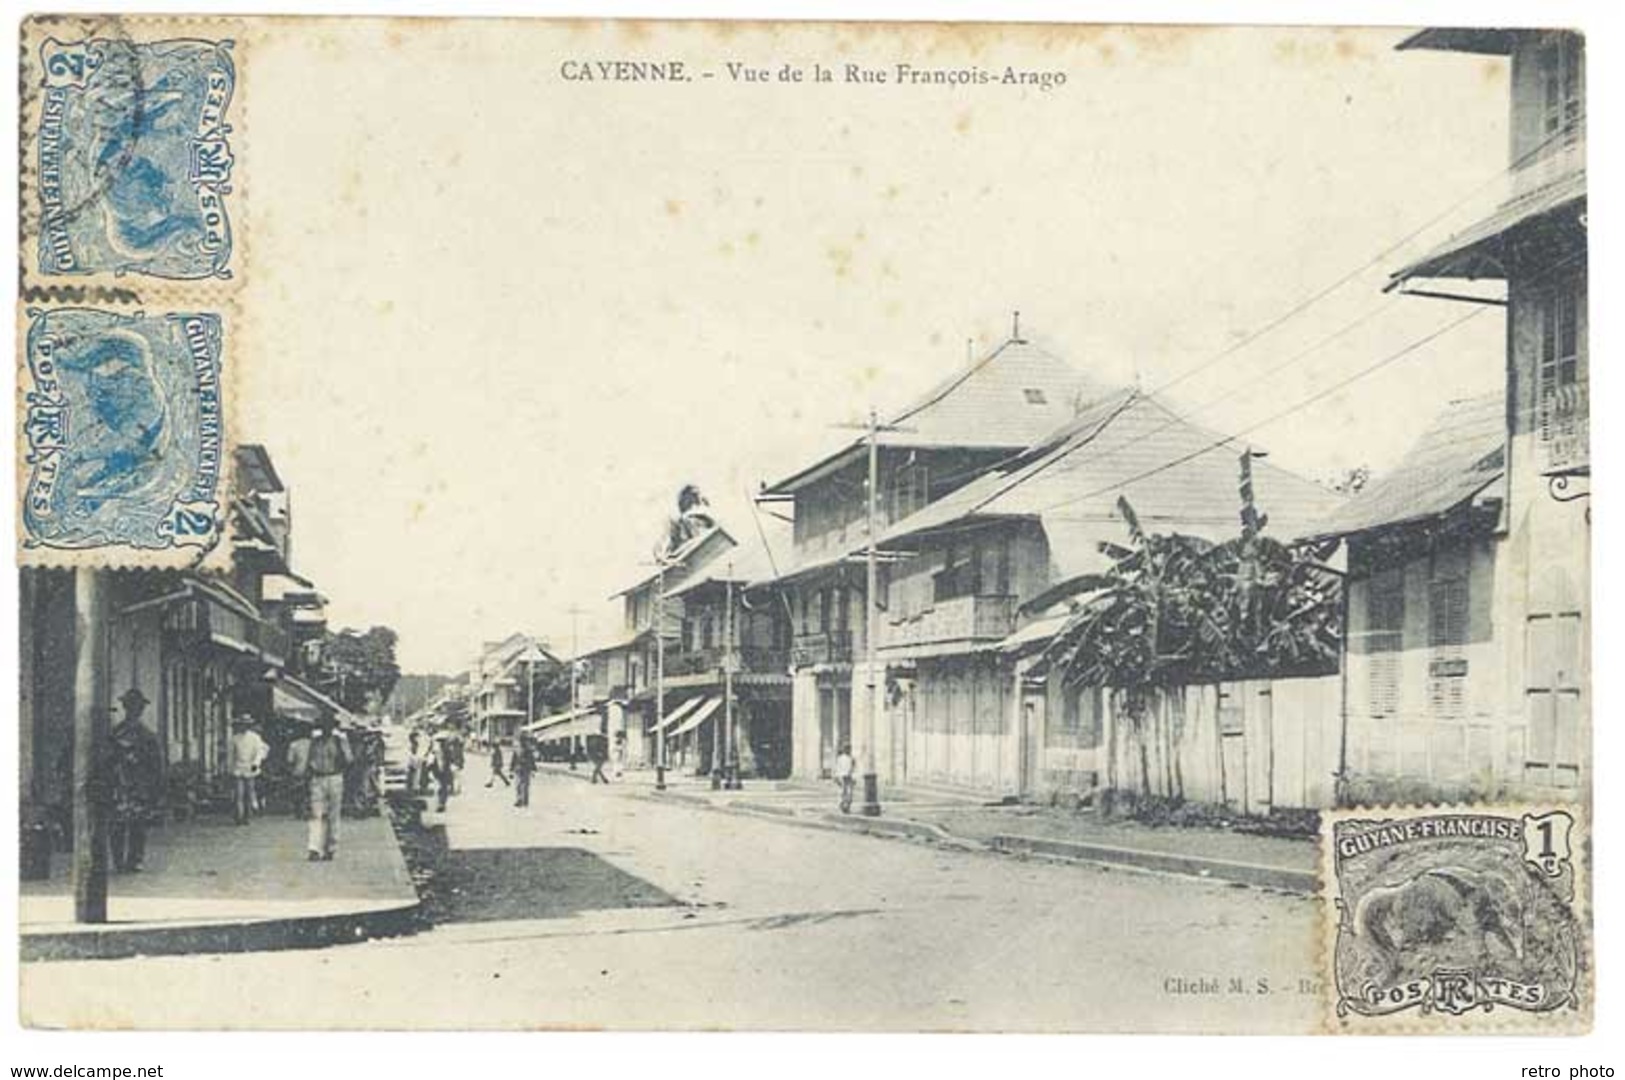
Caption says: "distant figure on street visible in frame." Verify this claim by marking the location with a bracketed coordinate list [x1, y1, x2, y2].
[834, 744, 856, 815]
[512, 736, 538, 808]
[432, 735, 457, 812]
[588, 736, 609, 784]
[292, 718, 352, 861]
[406, 730, 425, 793]
[228, 716, 269, 825]
[486, 741, 511, 788]
[447, 734, 467, 795]
[104, 688, 162, 872]
[612, 731, 626, 781]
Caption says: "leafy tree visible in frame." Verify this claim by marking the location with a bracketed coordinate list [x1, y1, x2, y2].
[314, 625, 402, 714]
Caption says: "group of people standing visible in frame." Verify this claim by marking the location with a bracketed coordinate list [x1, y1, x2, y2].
[91, 686, 375, 872]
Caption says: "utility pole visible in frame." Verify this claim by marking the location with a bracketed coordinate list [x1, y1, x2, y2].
[724, 565, 741, 790]
[711, 576, 725, 790]
[655, 561, 668, 791]
[860, 408, 883, 816]
[832, 408, 912, 818]
[72, 567, 110, 924]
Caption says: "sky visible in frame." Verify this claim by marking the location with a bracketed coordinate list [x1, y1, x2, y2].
[233, 19, 1512, 673]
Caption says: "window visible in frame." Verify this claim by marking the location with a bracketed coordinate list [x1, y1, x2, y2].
[1536, 281, 1586, 470]
[1538, 35, 1583, 148]
[934, 544, 981, 603]
[889, 460, 930, 522]
[1366, 567, 1405, 718]
[818, 587, 832, 634]
[1427, 571, 1469, 720]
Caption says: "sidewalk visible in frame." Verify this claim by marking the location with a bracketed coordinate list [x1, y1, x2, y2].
[616, 768, 1318, 894]
[21, 810, 421, 962]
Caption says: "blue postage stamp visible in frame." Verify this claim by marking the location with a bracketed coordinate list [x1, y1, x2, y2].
[22, 308, 227, 556]
[35, 35, 236, 279]
[1326, 806, 1585, 1028]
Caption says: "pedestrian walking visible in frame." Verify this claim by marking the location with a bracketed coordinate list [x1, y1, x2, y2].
[486, 741, 511, 788]
[228, 716, 269, 825]
[834, 744, 856, 815]
[284, 721, 313, 819]
[512, 736, 537, 808]
[588, 735, 610, 784]
[612, 731, 626, 781]
[104, 688, 162, 873]
[292, 718, 352, 861]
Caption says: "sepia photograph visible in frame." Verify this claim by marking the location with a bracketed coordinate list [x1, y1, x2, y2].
[8, 1, 1605, 1053]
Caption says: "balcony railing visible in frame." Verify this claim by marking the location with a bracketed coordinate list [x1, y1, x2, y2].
[883, 594, 1018, 651]
[791, 630, 854, 668]
[1512, 126, 1585, 202]
[670, 646, 791, 677]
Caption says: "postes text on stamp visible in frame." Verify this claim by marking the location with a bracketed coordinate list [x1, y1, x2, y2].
[36, 34, 236, 280]
[1325, 806, 1585, 1030]
[21, 307, 227, 560]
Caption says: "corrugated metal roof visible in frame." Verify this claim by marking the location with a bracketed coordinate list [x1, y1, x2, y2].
[762, 335, 1110, 494]
[880, 389, 1342, 550]
[1391, 170, 1585, 284]
[1309, 394, 1505, 539]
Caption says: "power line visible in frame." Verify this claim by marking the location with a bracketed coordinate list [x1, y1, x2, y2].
[1027, 305, 1491, 518]
[1146, 123, 1578, 400]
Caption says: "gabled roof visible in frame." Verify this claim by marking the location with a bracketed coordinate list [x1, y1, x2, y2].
[665, 516, 791, 598]
[611, 524, 736, 598]
[878, 388, 1343, 550]
[1308, 394, 1505, 540]
[761, 335, 1110, 496]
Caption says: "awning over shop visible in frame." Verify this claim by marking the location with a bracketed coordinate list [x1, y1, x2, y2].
[527, 706, 603, 741]
[273, 674, 354, 725]
[669, 697, 721, 737]
[524, 705, 592, 734]
[651, 695, 704, 733]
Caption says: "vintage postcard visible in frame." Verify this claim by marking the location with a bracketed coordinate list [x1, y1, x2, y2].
[13, 15, 1593, 1035]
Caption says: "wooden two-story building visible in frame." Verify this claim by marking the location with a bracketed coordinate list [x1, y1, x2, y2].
[755, 332, 1109, 781]
[1315, 28, 1589, 802]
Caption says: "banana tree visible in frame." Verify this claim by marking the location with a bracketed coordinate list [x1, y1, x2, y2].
[1042, 494, 1339, 809]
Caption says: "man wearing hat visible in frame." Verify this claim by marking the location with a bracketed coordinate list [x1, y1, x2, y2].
[290, 716, 352, 861]
[228, 714, 270, 825]
[106, 688, 162, 873]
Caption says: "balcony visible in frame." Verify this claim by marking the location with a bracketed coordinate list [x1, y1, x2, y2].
[668, 647, 792, 684]
[882, 594, 1018, 654]
[1512, 125, 1585, 203]
[791, 630, 854, 668]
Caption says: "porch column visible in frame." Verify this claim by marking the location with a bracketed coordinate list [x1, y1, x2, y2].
[72, 568, 111, 924]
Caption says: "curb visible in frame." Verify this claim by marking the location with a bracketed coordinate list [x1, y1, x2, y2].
[988, 833, 1318, 894]
[20, 899, 423, 963]
[633, 786, 1313, 893]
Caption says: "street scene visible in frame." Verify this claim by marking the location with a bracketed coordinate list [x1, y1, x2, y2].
[15, 18, 1590, 1035]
